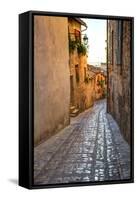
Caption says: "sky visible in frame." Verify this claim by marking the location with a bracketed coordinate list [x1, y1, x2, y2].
[81, 18, 107, 65]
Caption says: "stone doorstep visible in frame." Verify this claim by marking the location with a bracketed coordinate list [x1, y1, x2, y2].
[70, 109, 79, 117]
[70, 106, 76, 111]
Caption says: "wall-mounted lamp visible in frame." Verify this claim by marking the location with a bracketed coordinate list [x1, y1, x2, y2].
[83, 34, 88, 45]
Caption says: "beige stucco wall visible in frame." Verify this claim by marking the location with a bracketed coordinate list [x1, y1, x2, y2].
[34, 16, 70, 146]
[68, 19, 95, 111]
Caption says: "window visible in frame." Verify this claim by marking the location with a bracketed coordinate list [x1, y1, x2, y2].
[70, 75, 74, 104]
[75, 29, 81, 42]
[84, 67, 86, 81]
[108, 27, 114, 65]
[116, 20, 123, 65]
[75, 65, 79, 83]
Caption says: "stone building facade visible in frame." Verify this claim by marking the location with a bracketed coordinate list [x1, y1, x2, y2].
[107, 20, 131, 143]
[88, 65, 107, 100]
[34, 16, 70, 146]
[68, 18, 95, 115]
[95, 73, 107, 100]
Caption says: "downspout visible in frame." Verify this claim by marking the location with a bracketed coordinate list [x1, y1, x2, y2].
[81, 25, 88, 32]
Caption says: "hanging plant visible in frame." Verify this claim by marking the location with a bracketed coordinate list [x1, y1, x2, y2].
[77, 43, 87, 56]
[69, 37, 88, 56]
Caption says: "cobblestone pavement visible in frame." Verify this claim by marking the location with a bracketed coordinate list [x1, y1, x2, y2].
[34, 99, 130, 185]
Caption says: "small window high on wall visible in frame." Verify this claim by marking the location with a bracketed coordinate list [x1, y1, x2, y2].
[75, 29, 81, 42]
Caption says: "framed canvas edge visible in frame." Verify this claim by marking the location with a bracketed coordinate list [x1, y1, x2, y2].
[19, 10, 134, 189]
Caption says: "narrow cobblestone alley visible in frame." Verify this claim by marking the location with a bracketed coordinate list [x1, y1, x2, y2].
[34, 99, 130, 185]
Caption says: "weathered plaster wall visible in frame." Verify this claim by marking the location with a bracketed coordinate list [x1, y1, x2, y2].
[107, 20, 131, 143]
[34, 16, 70, 146]
[68, 19, 95, 112]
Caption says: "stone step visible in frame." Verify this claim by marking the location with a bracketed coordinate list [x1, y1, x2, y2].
[70, 108, 79, 117]
[70, 106, 76, 112]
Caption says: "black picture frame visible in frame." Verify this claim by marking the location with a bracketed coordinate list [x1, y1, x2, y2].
[19, 10, 134, 189]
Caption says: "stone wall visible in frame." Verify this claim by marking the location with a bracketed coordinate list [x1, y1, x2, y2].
[107, 20, 131, 143]
[34, 16, 70, 146]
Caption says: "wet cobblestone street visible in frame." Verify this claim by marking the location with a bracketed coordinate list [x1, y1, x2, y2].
[34, 99, 130, 185]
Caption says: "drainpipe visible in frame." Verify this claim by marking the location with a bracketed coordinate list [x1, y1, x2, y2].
[81, 25, 88, 32]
